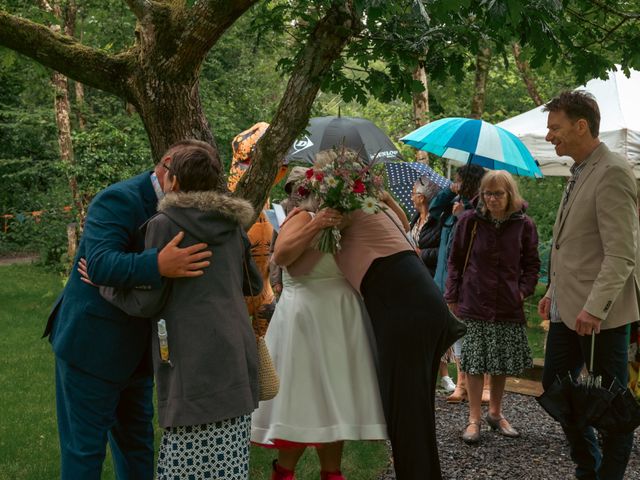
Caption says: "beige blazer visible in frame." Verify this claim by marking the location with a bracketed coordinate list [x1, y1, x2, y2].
[546, 143, 640, 330]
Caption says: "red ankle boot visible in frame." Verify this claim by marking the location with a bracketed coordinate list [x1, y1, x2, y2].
[320, 470, 345, 480]
[271, 460, 296, 480]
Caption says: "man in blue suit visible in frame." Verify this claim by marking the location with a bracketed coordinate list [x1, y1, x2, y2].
[43, 140, 216, 479]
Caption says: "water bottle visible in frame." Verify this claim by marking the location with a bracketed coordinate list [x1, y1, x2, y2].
[157, 319, 170, 363]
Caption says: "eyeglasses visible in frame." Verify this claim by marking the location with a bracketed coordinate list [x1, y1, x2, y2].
[482, 190, 506, 199]
[161, 162, 172, 173]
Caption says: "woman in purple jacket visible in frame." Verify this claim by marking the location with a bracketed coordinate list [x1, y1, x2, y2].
[445, 170, 540, 444]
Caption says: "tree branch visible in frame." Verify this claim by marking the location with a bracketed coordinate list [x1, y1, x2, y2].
[234, 1, 361, 219]
[0, 10, 134, 98]
[124, 0, 149, 20]
[566, 7, 634, 50]
[589, 0, 640, 20]
[163, 0, 258, 74]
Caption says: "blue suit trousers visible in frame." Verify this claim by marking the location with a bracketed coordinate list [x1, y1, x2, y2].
[55, 358, 154, 480]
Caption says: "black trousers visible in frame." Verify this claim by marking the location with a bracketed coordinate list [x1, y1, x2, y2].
[361, 251, 464, 480]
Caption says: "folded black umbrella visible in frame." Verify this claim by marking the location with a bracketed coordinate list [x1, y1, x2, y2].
[536, 374, 575, 427]
[537, 333, 640, 435]
[593, 381, 640, 434]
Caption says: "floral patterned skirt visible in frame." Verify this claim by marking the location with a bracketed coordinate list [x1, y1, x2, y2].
[460, 318, 532, 376]
[157, 415, 250, 480]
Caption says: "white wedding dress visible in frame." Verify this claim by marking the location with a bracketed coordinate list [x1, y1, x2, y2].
[251, 253, 387, 445]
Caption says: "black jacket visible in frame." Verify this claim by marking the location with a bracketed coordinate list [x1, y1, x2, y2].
[410, 211, 443, 276]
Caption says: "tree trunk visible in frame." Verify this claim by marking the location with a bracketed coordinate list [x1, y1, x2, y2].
[412, 61, 429, 163]
[470, 45, 492, 119]
[67, 222, 78, 265]
[41, 0, 86, 228]
[512, 42, 544, 106]
[74, 80, 86, 130]
[52, 71, 84, 219]
[0, 1, 359, 219]
[130, 78, 218, 162]
[235, 2, 361, 218]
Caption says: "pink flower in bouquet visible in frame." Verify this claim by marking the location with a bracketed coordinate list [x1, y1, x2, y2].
[294, 148, 384, 253]
[352, 179, 366, 194]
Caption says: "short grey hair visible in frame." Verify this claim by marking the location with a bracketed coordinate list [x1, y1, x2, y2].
[413, 177, 441, 203]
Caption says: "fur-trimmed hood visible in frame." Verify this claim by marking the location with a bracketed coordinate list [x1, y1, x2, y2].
[155, 191, 255, 245]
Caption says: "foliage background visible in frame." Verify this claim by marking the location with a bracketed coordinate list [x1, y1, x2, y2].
[0, 2, 595, 268]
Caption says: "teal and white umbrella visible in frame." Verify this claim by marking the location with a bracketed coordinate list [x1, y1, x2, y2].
[400, 117, 543, 177]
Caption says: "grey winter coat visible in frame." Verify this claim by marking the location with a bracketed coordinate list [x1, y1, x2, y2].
[101, 190, 262, 428]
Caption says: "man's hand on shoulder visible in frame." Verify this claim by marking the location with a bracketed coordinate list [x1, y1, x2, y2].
[158, 231, 212, 278]
[574, 309, 602, 335]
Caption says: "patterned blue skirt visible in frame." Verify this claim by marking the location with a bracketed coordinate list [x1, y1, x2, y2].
[157, 415, 251, 480]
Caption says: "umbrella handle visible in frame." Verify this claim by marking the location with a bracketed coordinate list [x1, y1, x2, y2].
[589, 331, 596, 374]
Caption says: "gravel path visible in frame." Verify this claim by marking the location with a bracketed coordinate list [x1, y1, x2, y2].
[379, 391, 640, 480]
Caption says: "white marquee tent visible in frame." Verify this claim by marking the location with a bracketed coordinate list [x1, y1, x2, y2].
[497, 66, 640, 177]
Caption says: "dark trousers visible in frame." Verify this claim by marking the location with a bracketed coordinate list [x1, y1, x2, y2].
[362, 252, 464, 480]
[55, 357, 154, 480]
[542, 322, 633, 480]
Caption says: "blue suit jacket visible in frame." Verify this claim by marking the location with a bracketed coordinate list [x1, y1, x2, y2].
[44, 172, 162, 382]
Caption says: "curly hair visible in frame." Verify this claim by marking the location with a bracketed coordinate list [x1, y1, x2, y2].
[456, 164, 486, 200]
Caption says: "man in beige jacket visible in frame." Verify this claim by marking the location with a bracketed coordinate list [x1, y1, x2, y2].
[538, 91, 639, 480]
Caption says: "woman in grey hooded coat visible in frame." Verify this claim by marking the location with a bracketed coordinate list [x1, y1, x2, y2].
[83, 145, 262, 480]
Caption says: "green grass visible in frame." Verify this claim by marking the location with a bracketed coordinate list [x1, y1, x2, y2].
[524, 283, 550, 360]
[1, 263, 548, 479]
[0, 264, 65, 480]
[0, 264, 387, 480]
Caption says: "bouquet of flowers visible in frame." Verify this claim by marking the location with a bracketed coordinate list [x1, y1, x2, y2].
[296, 149, 385, 253]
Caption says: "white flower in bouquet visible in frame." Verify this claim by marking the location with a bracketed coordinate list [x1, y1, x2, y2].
[361, 196, 380, 214]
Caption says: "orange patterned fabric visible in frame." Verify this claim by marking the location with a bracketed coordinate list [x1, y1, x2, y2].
[228, 122, 270, 193]
[228, 122, 286, 336]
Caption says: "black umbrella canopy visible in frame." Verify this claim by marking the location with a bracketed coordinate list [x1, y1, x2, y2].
[537, 334, 640, 435]
[285, 116, 402, 165]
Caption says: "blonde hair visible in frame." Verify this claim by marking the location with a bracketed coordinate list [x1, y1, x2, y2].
[479, 170, 524, 216]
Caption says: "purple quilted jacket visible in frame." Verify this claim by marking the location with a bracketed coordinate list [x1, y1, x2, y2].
[444, 207, 540, 324]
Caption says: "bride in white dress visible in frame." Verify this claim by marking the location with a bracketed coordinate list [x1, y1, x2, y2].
[251, 206, 387, 480]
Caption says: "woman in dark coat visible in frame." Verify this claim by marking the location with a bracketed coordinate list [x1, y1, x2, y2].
[409, 177, 444, 277]
[432, 165, 487, 403]
[409, 177, 456, 392]
[445, 170, 540, 444]
[83, 146, 262, 479]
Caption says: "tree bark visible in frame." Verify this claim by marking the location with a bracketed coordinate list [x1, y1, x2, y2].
[41, 0, 86, 226]
[470, 45, 492, 119]
[0, 1, 361, 217]
[0, 10, 132, 97]
[74, 81, 86, 130]
[412, 61, 429, 163]
[67, 222, 78, 266]
[512, 42, 544, 106]
[235, 1, 361, 219]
